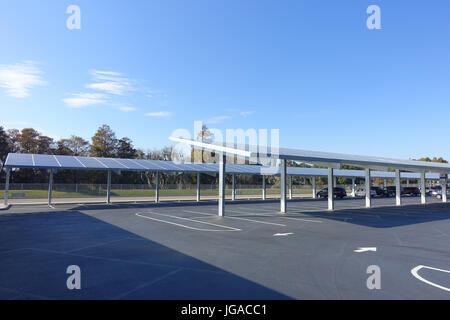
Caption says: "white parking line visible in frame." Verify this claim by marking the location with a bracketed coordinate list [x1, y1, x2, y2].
[182, 209, 287, 227]
[135, 212, 241, 232]
[233, 208, 323, 223]
[411, 265, 450, 292]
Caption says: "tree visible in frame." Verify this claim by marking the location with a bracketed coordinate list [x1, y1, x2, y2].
[0, 126, 11, 171]
[415, 157, 448, 164]
[117, 137, 136, 159]
[89, 125, 118, 158]
[191, 125, 215, 163]
[6, 129, 20, 153]
[36, 135, 55, 154]
[56, 136, 90, 156]
[19, 128, 40, 153]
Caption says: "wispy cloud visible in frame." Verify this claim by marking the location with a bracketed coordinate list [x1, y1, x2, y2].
[86, 70, 134, 95]
[146, 111, 173, 118]
[0, 61, 46, 98]
[204, 115, 231, 124]
[240, 110, 255, 116]
[117, 106, 136, 112]
[62, 93, 107, 108]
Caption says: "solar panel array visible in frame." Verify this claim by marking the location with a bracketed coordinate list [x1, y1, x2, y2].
[4, 153, 447, 179]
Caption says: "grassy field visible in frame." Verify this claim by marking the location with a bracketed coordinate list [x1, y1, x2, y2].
[2, 188, 318, 199]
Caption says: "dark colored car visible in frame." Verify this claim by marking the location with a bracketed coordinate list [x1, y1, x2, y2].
[316, 187, 347, 199]
[401, 187, 421, 196]
[384, 186, 397, 197]
[371, 186, 385, 197]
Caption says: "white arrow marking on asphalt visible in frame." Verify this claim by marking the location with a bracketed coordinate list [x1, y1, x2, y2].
[274, 233, 293, 237]
[354, 247, 377, 253]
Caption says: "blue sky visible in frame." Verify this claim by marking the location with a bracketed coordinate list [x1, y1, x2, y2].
[1, 0, 450, 160]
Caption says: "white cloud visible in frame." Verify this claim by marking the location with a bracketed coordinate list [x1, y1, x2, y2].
[204, 115, 231, 124]
[146, 111, 173, 118]
[240, 111, 255, 116]
[62, 93, 107, 108]
[117, 106, 136, 112]
[86, 70, 133, 95]
[0, 61, 46, 98]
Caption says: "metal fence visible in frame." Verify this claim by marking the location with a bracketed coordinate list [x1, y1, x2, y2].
[0, 182, 392, 199]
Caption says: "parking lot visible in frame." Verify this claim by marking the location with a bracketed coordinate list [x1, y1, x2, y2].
[0, 197, 449, 299]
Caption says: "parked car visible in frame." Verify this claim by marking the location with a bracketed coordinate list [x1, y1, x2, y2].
[371, 186, 386, 197]
[434, 188, 450, 199]
[384, 186, 397, 197]
[354, 188, 377, 197]
[401, 187, 421, 196]
[427, 186, 441, 197]
[316, 187, 347, 199]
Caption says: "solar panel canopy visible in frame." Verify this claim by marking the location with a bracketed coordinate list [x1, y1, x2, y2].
[170, 138, 450, 173]
[4, 153, 449, 179]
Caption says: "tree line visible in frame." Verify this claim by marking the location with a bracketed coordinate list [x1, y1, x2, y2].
[0, 124, 447, 187]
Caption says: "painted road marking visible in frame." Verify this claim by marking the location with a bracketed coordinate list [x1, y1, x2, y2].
[135, 212, 241, 232]
[183, 209, 287, 227]
[273, 233, 293, 237]
[354, 247, 377, 253]
[411, 265, 450, 292]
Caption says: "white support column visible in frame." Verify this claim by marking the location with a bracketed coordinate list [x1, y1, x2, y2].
[262, 176, 266, 201]
[231, 174, 236, 201]
[289, 175, 293, 200]
[351, 177, 356, 198]
[333, 176, 337, 188]
[48, 170, 54, 207]
[196, 172, 201, 202]
[442, 177, 448, 203]
[312, 176, 317, 199]
[218, 153, 226, 217]
[106, 170, 111, 204]
[4, 168, 10, 206]
[328, 168, 334, 211]
[280, 159, 287, 213]
[384, 179, 387, 189]
[406, 179, 410, 187]
[365, 168, 371, 208]
[395, 169, 402, 206]
[420, 171, 426, 204]
[155, 171, 160, 203]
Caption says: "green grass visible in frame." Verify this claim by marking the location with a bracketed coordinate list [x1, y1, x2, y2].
[2, 188, 317, 199]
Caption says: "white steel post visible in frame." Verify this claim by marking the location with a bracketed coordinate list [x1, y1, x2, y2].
[280, 159, 287, 213]
[289, 175, 293, 200]
[106, 170, 111, 204]
[395, 169, 402, 206]
[232, 174, 236, 201]
[4, 168, 10, 206]
[328, 168, 334, 211]
[312, 176, 317, 199]
[333, 176, 337, 188]
[48, 170, 54, 207]
[442, 177, 448, 203]
[365, 168, 371, 208]
[196, 172, 201, 202]
[155, 171, 160, 203]
[351, 177, 356, 198]
[218, 153, 226, 217]
[420, 171, 426, 204]
[262, 176, 266, 200]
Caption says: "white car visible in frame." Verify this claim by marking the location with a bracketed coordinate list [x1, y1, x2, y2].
[355, 188, 377, 197]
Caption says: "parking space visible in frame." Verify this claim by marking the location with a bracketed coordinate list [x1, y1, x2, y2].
[0, 197, 449, 299]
